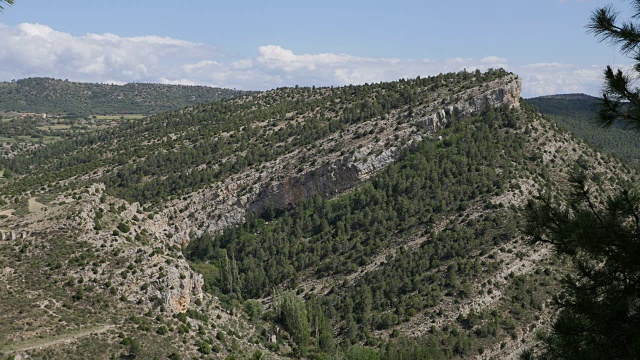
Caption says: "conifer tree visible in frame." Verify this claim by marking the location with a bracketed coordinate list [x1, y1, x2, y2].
[0, 0, 14, 11]
[525, 2, 640, 359]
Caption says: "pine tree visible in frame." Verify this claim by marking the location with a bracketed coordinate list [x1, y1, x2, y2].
[273, 290, 311, 357]
[526, 172, 640, 359]
[0, 0, 14, 11]
[524, 2, 640, 358]
[588, 1, 640, 129]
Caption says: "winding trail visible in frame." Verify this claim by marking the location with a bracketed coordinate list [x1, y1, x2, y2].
[0, 325, 115, 354]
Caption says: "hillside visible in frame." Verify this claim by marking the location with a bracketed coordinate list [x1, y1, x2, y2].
[526, 93, 640, 165]
[0, 77, 249, 115]
[0, 70, 635, 359]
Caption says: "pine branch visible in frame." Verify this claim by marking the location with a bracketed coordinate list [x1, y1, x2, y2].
[0, 0, 14, 11]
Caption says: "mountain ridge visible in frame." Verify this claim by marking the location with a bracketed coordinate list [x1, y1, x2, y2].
[0, 77, 250, 115]
[1, 70, 634, 359]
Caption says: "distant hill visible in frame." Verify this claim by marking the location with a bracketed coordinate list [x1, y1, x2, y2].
[0, 77, 250, 115]
[526, 93, 640, 165]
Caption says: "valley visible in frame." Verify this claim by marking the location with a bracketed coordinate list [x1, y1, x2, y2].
[0, 70, 635, 359]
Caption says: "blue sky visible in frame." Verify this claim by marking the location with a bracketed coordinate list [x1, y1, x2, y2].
[0, 0, 631, 97]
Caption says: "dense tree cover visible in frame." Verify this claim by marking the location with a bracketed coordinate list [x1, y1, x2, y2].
[0, 77, 248, 115]
[523, 2, 640, 359]
[0, 114, 126, 143]
[187, 106, 525, 295]
[0, 116, 43, 137]
[526, 172, 640, 359]
[186, 105, 547, 357]
[1, 69, 512, 203]
[526, 94, 640, 165]
[273, 290, 312, 356]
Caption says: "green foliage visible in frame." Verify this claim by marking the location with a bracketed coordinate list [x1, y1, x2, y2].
[522, 3, 640, 359]
[273, 290, 311, 355]
[120, 336, 142, 358]
[527, 94, 640, 165]
[0, 69, 546, 358]
[526, 171, 640, 359]
[156, 325, 168, 335]
[0, 77, 247, 115]
[1, 69, 512, 201]
[117, 222, 130, 233]
[345, 346, 380, 360]
[0, 0, 14, 11]
[186, 107, 528, 347]
[243, 299, 264, 321]
[189, 106, 524, 296]
[197, 340, 212, 354]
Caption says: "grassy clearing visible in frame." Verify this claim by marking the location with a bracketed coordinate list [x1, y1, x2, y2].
[94, 114, 145, 120]
[42, 136, 63, 144]
[0, 136, 17, 143]
[38, 125, 71, 130]
[28, 197, 45, 213]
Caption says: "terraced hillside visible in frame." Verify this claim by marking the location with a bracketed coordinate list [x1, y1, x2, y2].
[0, 69, 634, 359]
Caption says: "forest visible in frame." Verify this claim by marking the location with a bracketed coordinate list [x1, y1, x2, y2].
[186, 104, 558, 358]
[527, 94, 640, 165]
[0, 77, 248, 115]
[0, 69, 512, 202]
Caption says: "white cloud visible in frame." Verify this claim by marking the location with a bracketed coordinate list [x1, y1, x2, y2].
[232, 59, 253, 70]
[0, 22, 215, 84]
[519, 63, 613, 97]
[0, 22, 622, 97]
[257, 45, 376, 72]
[522, 62, 573, 69]
[159, 77, 198, 86]
[481, 56, 508, 64]
[184, 60, 219, 73]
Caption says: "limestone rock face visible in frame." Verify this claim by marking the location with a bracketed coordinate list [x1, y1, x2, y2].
[249, 75, 521, 212]
[415, 74, 521, 131]
[160, 270, 205, 313]
[141, 74, 523, 245]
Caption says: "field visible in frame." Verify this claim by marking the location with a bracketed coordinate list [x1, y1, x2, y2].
[94, 114, 146, 120]
[0, 113, 147, 157]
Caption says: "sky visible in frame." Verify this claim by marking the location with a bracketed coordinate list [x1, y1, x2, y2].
[0, 0, 633, 97]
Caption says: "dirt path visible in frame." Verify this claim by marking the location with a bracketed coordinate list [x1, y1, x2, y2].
[0, 324, 115, 353]
[28, 197, 45, 213]
[0, 209, 14, 217]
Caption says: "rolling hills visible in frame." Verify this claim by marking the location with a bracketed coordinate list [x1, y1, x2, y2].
[0, 77, 249, 115]
[526, 93, 640, 165]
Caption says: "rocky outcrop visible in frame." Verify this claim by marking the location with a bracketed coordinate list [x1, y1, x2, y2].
[160, 271, 204, 313]
[143, 74, 523, 244]
[415, 74, 521, 131]
[249, 75, 521, 211]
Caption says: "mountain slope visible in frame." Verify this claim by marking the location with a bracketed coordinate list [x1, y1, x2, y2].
[0, 77, 249, 115]
[526, 93, 640, 165]
[0, 70, 635, 359]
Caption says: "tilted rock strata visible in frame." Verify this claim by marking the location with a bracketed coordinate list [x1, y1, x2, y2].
[140, 75, 522, 245]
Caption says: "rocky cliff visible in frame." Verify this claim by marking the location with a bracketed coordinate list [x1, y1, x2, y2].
[140, 74, 522, 244]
